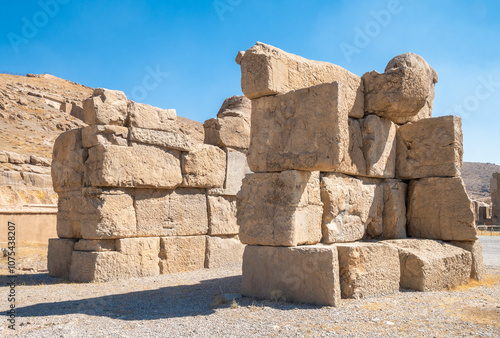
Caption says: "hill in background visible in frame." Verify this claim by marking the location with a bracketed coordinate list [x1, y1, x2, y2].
[462, 162, 500, 201]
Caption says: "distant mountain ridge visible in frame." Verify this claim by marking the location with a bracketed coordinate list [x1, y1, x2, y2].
[462, 162, 500, 200]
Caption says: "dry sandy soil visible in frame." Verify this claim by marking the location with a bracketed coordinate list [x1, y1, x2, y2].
[0, 238, 499, 337]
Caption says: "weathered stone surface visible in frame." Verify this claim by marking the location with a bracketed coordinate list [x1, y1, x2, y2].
[382, 180, 407, 239]
[48, 238, 76, 278]
[208, 195, 238, 235]
[129, 127, 192, 151]
[396, 116, 463, 179]
[383, 239, 472, 291]
[337, 243, 400, 299]
[205, 236, 245, 269]
[407, 177, 477, 241]
[127, 101, 177, 131]
[241, 245, 341, 306]
[81, 125, 129, 148]
[74, 239, 117, 252]
[385, 53, 439, 122]
[238, 42, 363, 118]
[51, 129, 85, 193]
[85, 144, 182, 189]
[82, 88, 128, 125]
[57, 189, 136, 240]
[30, 155, 51, 167]
[69, 237, 160, 282]
[238, 171, 322, 246]
[217, 95, 251, 118]
[135, 188, 208, 236]
[363, 67, 430, 124]
[204, 95, 251, 149]
[450, 240, 486, 281]
[208, 149, 251, 196]
[248, 82, 349, 173]
[204, 116, 250, 149]
[321, 173, 383, 243]
[159, 236, 206, 274]
[337, 119, 366, 176]
[181, 144, 226, 188]
[177, 116, 205, 144]
[360, 115, 396, 178]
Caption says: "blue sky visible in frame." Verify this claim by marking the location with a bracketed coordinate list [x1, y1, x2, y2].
[0, 0, 499, 164]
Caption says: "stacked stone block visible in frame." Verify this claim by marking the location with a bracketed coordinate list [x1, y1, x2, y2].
[236, 43, 483, 306]
[48, 89, 247, 282]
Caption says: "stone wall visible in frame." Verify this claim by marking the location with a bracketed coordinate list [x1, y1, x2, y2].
[48, 90, 248, 282]
[490, 173, 500, 224]
[236, 43, 484, 306]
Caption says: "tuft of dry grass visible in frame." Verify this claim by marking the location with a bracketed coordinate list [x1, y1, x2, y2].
[450, 274, 500, 291]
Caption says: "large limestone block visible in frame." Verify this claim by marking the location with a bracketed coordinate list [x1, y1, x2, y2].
[248, 82, 349, 173]
[337, 243, 400, 299]
[208, 149, 252, 196]
[204, 116, 250, 149]
[204, 95, 251, 149]
[127, 101, 177, 132]
[385, 53, 439, 122]
[321, 173, 383, 243]
[135, 188, 208, 236]
[80, 188, 136, 239]
[181, 144, 226, 188]
[208, 195, 239, 235]
[450, 240, 486, 281]
[51, 129, 86, 193]
[382, 180, 407, 239]
[237, 171, 323, 246]
[217, 95, 251, 118]
[57, 189, 136, 240]
[81, 125, 129, 148]
[129, 127, 192, 151]
[69, 237, 160, 282]
[159, 236, 206, 274]
[205, 236, 245, 269]
[396, 116, 463, 179]
[337, 119, 366, 176]
[407, 177, 477, 241]
[82, 88, 128, 125]
[85, 144, 182, 189]
[241, 245, 341, 307]
[383, 239, 472, 291]
[363, 67, 429, 124]
[48, 238, 76, 278]
[360, 115, 396, 178]
[237, 42, 364, 118]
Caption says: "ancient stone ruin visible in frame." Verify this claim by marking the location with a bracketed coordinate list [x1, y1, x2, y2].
[48, 42, 484, 307]
[48, 91, 250, 282]
[236, 43, 484, 306]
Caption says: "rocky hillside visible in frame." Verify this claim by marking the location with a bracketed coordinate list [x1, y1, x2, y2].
[462, 162, 500, 200]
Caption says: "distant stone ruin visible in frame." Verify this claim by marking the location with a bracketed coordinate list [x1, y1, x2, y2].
[48, 42, 485, 308]
[236, 43, 484, 306]
[490, 173, 500, 225]
[48, 90, 249, 282]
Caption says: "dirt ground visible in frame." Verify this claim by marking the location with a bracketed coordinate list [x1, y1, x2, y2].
[0, 238, 499, 337]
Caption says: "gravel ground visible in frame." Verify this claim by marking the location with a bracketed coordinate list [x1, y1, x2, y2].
[1, 238, 499, 337]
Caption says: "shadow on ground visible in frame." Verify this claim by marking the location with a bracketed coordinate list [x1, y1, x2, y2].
[14, 276, 246, 320]
[0, 273, 64, 286]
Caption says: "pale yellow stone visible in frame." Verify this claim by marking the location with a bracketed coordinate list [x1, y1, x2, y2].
[181, 144, 226, 188]
[208, 195, 239, 235]
[51, 129, 85, 193]
[82, 88, 128, 125]
[159, 236, 206, 274]
[48, 238, 76, 278]
[241, 245, 341, 307]
[205, 236, 245, 269]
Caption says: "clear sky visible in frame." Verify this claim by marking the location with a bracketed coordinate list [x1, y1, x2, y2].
[0, 0, 499, 164]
